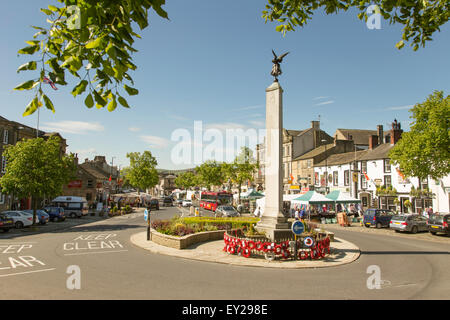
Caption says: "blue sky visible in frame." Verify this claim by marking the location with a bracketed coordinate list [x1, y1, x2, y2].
[1, 1, 449, 170]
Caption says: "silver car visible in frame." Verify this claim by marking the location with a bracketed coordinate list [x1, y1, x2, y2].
[389, 214, 428, 233]
[215, 205, 240, 218]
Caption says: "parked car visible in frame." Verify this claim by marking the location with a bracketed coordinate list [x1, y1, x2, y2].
[163, 197, 173, 207]
[427, 213, 450, 236]
[215, 205, 240, 218]
[43, 207, 66, 222]
[23, 210, 49, 225]
[182, 200, 192, 207]
[51, 196, 88, 218]
[0, 213, 14, 233]
[389, 214, 428, 233]
[147, 199, 160, 210]
[1, 211, 34, 229]
[363, 208, 394, 229]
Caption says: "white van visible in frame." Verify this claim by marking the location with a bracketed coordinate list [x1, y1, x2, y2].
[51, 196, 89, 218]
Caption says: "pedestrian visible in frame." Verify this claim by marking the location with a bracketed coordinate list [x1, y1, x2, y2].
[294, 208, 300, 220]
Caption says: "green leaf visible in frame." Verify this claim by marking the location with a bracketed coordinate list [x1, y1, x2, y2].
[17, 61, 37, 73]
[22, 97, 39, 116]
[71, 80, 88, 97]
[93, 90, 107, 107]
[42, 94, 55, 113]
[395, 40, 405, 49]
[107, 95, 117, 112]
[106, 42, 117, 59]
[85, 36, 105, 49]
[118, 95, 130, 108]
[14, 80, 38, 91]
[40, 8, 53, 15]
[18, 45, 40, 55]
[124, 84, 139, 96]
[84, 94, 94, 108]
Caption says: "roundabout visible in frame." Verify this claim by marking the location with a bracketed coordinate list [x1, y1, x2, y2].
[130, 230, 360, 269]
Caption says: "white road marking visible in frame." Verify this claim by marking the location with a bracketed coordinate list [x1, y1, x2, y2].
[64, 250, 128, 256]
[0, 268, 55, 278]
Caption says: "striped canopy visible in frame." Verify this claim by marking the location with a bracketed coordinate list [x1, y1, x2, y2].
[291, 191, 334, 204]
[325, 190, 361, 203]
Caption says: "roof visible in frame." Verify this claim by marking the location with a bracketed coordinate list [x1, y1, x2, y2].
[358, 143, 394, 161]
[335, 129, 389, 146]
[294, 143, 334, 161]
[80, 163, 108, 180]
[314, 150, 367, 167]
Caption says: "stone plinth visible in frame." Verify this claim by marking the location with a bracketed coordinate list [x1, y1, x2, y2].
[256, 81, 290, 241]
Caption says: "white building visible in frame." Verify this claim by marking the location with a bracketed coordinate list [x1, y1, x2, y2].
[314, 121, 435, 213]
[430, 176, 450, 213]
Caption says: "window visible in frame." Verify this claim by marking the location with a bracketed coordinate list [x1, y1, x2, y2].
[333, 171, 338, 186]
[344, 170, 349, 186]
[307, 160, 312, 168]
[361, 161, 367, 174]
[384, 159, 391, 173]
[87, 180, 94, 188]
[384, 175, 392, 187]
[308, 174, 312, 185]
[3, 130, 8, 144]
[86, 193, 92, 201]
[361, 174, 367, 189]
[1, 155, 6, 173]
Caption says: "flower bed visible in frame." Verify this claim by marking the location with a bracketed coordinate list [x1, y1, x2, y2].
[223, 230, 331, 261]
[150, 229, 226, 249]
[151, 216, 260, 237]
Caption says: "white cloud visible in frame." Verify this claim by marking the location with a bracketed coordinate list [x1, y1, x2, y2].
[237, 105, 262, 111]
[385, 105, 413, 111]
[41, 121, 104, 135]
[313, 96, 329, 100]
[128, 127, 141, 132]
[140, 135, 170, 148]
[248, 120, 265, 128]
[315, 100, 335, 106]
[204, 122, 247, 131]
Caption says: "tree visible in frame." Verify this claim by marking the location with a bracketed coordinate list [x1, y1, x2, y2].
[231, 147, 259, 204]
[126, 151, 159, 193]
[17, 1, 448, 115]
[195, 160, 225, 190]
[262, 0, 449, 51]
[15, 0, 168, 115]
[389, 91, 450, 181]
[0, 136, 76, 224]
[174, 171, 197, 190]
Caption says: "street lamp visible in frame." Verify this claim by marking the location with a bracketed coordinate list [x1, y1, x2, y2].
[321, 139, 328, 194]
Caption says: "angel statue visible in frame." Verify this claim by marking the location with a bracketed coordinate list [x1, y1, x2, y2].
[271, 50, 289, 82]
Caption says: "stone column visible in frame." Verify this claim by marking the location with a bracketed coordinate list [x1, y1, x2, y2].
[256, 81, 289, 240]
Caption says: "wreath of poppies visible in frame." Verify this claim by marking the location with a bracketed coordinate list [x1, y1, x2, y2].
[223, 234, 331, 260]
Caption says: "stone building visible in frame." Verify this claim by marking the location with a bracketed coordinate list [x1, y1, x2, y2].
[255, 120, 333, 192]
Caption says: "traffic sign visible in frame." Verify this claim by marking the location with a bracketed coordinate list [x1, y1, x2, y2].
[144, 209, 149, 222]
[291, 220, 304, 235]
[304, 236, 314, 247]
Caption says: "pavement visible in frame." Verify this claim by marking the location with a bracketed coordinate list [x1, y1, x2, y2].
[317, 221, 450, 244]
[130, 231, 360, 269]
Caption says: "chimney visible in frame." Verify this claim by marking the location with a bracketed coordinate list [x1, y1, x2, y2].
[369, 135, 378, 150]
[74, 153, 79, 165]
[311, 121, 320, 130]
[390, 119, 403, 145]
[377, 125, 384, 145]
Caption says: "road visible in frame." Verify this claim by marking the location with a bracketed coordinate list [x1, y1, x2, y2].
[0, 206, 448, 300]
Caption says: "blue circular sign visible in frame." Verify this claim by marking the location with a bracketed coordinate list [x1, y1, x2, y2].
[291, 220, 305, 235]
[304, 236, 314, 247]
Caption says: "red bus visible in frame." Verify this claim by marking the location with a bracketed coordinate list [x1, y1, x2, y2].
[200, 191, 233, 212]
